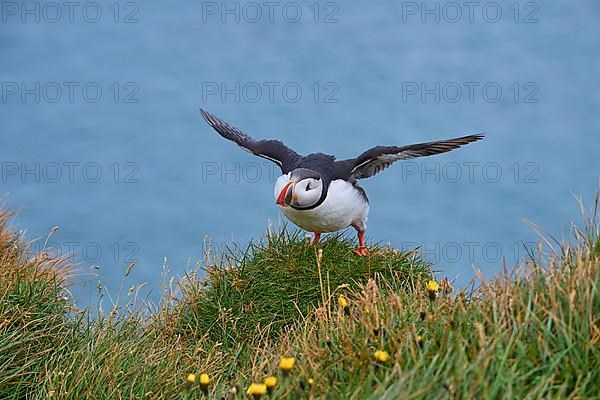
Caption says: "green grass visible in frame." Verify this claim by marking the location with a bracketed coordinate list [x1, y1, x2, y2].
[175, 230, 430, 348]
[0, 194, 598, 399]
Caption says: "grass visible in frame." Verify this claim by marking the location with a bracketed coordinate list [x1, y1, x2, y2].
[0, 194, 598, 399]
[174, 230, 430, 347]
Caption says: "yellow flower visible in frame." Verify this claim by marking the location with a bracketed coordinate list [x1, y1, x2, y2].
[264, 376, 277, 393]
[374, 350, 390, 363]
[185, 373, 196, 390]
[199, 373, 210, 393]
[200, 374, 210, 385]
[247, 383, 267, 398]
[338, 295, 348, 309]
[426, 280, 439, 299]
[279, 356, 296, 374]
[417, 335, 424, 347]
[426, 280, 439, 292]
[308, 378, 314, 386]
[186, 373, 196, 384]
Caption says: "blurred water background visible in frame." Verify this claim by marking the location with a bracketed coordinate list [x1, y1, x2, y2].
[1, 0, 598, 306]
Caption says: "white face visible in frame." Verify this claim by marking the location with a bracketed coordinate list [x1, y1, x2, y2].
[291, 177, 323, 208]
[274, 173, 323, 208]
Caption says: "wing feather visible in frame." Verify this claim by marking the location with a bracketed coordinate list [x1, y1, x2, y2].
[200, 109, 301, 173]
[336, 134, 484, 181]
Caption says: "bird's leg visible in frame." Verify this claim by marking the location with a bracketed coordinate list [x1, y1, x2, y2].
[352, 230, 369, 256]
[312, 232, 321, 245]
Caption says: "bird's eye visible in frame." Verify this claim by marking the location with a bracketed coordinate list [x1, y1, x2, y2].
[306, 182, 312, 191]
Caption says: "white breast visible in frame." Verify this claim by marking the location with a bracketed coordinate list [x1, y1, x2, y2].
[274, 175, 369, 233]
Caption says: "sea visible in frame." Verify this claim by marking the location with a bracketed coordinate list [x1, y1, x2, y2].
[1, 0, 599, 306]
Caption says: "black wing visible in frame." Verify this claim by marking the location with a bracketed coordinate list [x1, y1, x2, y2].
[335, 134, 484, 181]
[200, 109, 302, 173]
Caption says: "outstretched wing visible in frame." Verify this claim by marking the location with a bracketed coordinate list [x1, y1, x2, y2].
[200, 109, 302, 173]
[335, 134, 484, 181]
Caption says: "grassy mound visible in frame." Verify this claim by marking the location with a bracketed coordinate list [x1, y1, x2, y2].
[174, 230, 430, 347]
[0, 193, 598, 399]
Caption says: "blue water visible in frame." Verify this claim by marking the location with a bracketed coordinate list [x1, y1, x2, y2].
[1, 1, 599, 306]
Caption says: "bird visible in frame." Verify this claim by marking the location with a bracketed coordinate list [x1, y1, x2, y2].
[199, 109, 484, 256]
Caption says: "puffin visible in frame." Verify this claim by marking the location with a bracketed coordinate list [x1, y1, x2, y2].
[200, 109, 483, 256]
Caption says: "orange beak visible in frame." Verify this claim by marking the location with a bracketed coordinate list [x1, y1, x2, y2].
[276, 181, 295, 206]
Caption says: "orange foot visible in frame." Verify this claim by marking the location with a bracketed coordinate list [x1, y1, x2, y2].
[353, 231, 369, 256]
[352, 246, 369, 256]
